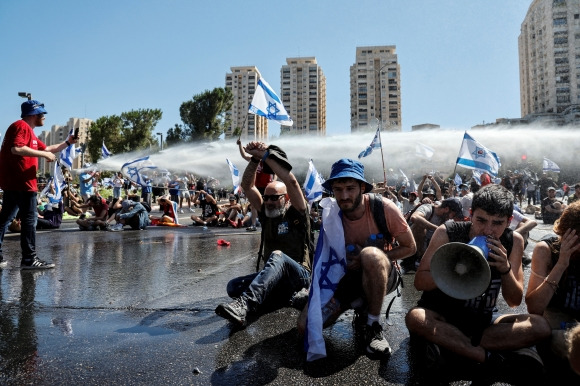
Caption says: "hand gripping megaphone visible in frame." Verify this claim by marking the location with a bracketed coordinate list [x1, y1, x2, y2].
[430, 236, 491, 300]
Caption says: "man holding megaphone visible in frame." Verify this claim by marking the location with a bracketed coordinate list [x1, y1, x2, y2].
[405, 184, 551, 381]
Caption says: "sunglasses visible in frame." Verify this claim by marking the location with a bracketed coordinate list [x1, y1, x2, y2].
[262, 194, 285, 202]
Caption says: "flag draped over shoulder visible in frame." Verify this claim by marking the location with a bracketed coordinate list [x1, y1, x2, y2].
[226, 158, 240, 194]
[305, 197, 347, 361]
[456, 132, 501, 176]
[358, 127, 381, 159]
[121, 156, 157, 187]
[248, 78, 293, 126]
[416, 142, 435, 159]
[303, 160, 325, 203]
[543, 157, 560, 173]
[102, 141, 112, 159]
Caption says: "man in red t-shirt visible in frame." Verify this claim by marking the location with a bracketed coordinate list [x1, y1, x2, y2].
[0, 99, 77, 269]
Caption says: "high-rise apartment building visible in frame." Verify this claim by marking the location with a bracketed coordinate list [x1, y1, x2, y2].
[38, 117, 93, 175]
[280, 57, 326, 135]
[225, 66, 268, 140]
[350, 45, 401, 132]
[519, 0, 580, 116]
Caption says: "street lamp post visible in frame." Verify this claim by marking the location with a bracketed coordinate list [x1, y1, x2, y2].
[18, 92, 32, 100]
[156, 132, 163, 150]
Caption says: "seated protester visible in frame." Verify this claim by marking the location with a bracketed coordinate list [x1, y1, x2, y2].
[509, 209, 538, 266]
[105, 196, 124, 226]
[191, 190, 219, 226]
[525, 201, 580, 382]
[417, 174, 442, 203]
[542, 187, 566, 225]
[402, 197, 462, 273]
[406, 185, 551, 381]
[150, 194, 178, 225]
[398, 186, 419, 217]
[219, 194, 243, 228]
[111, 199, 149, 231]
[76, 195, 109, 230]
[36, 199, 64, 230]
[298, 159, 416, 360]
[215, 142, 311, 328]
[63, 185, 84, 216]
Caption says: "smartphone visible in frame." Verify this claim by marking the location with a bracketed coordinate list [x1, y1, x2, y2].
[73, 127, 79, 140]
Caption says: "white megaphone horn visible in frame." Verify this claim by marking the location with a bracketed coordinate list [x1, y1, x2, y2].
[430, 236, 492, 300]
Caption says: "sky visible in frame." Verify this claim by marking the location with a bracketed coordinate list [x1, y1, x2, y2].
[0, 0, 534, 141]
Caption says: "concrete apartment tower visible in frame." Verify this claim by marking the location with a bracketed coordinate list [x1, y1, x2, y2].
[225, 66, 268, 141]
[37, 117, 93, 175]
[519, 0, 580, 116]
[350, 45, 401, 132]
[280, 57, 326, 136]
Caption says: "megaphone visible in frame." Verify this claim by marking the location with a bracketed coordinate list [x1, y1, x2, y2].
[430, 236, 491, 300]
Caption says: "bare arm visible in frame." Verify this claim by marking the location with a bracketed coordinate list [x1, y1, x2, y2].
[237, 139, 252, 162]
[414, 225, 449, 291]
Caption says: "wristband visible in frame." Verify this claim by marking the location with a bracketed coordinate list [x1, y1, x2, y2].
[261, 150, 270, 162]
[499, 261, 512, 275]
[65, 140, 71, 146]
[250, 157, 260, 164]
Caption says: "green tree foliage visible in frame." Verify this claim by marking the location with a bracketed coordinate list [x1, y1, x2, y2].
[87, 109, 162, 161]
[166, 123, 187, 146]
[179, 87, 233, 141]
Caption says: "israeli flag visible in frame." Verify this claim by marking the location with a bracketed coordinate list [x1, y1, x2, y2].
[543, 157, 560, 173]
[248, 78, 293, 126]
[59, 128, 77, 169]
[121, 156, 158, 187]
[456, 132, 501, 176]
[358, 127, 381, 159]
[454, 173, 463, 187]
[226, 158, 240, 194]
[416, 142, 435, 159]
[102, 141, 112, 159]
[303, 159, 325, 203]
[305, 197, 346, 361]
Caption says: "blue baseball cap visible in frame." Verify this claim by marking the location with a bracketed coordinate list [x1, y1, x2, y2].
[21, 100, 48, 118]
[322, 158, 373, 193]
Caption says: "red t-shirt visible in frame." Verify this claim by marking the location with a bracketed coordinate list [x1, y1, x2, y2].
[0, 120, 46, 192]
[255, 162, 273, 188]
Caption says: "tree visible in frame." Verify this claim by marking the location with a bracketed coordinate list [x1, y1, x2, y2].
[87, 115, 123, 163]
[166, 123, 187, 146]
[120, 109, 163, 152]
[179, 87, 233, 141]
[87, 109, 162, 161]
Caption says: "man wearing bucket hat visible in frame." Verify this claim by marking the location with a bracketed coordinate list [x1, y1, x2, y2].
[405, 184, 550, 379]
[299, 158, 416, 357]
[0, 99, 77, 269]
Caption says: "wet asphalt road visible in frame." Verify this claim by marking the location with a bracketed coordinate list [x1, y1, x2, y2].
[0, 210, 568, 385]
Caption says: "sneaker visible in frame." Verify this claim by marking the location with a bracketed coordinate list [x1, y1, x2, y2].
[215, 298, 248, 327]
[109, 223, 123, 232]
[0, 260, 7, 269]
[425, 342, 445, 370]
[179, 209, 184, 214]
[486, 347, 544, 383]
[246, 226, 257, 232]
[364, 322, 392, 356]
[189, 208, 195, 213]
[21, 259, 55, 270]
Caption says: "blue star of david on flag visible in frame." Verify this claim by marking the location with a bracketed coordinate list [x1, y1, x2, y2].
[456, 132, 501, 176]
[318, 247, 346, 291]
[121, 156, 158, 186]
[248, 78, 293, 126]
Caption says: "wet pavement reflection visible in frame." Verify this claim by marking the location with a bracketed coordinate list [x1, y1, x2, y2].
[0, 217, 571, 384]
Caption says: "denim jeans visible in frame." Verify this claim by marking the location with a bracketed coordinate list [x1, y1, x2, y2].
[226, 251, 310, 311]
[0, 191, 38, 263]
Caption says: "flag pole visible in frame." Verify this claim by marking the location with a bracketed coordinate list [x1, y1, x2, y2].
[377, 124, 387, 187]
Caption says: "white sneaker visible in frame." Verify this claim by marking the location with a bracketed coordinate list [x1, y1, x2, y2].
[179, 209, 184, 214]
[109, 223, 124, 232]
[189, 208, 195, 213]
[0, 260, 7, 269]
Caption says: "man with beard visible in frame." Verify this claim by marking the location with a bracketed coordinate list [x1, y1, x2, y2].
[215, 142, 310, 328]
[298, 158, 416, 358]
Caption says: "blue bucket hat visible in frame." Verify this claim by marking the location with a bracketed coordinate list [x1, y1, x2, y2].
[322, 158, 373, 193]
[21, 100, 48, 118]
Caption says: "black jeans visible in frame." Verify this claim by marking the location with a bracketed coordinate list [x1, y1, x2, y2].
[0, 190, 38, 263]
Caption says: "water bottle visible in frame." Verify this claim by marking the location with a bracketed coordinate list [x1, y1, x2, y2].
[366, 234, 377, 247]
[346, 244, 360, 261]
